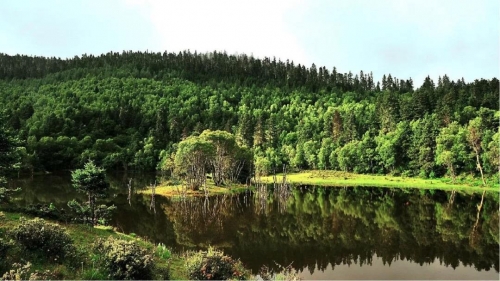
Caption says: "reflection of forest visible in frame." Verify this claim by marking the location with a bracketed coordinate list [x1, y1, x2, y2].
[7, 175, 499, 275]
[8, 171, 158, 207]
[163, 186, 499, 273]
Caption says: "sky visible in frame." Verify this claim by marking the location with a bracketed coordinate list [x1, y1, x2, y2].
[0, 0, 498, 86]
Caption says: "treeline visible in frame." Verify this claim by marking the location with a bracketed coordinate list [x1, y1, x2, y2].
[0, 51, 498, 181]
[0, 51, 413, 95]
[1, 51, 498, 107]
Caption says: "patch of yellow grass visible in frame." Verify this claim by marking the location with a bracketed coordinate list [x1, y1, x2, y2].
[139, 181, 250, 197]
[260, 170, 499, 192]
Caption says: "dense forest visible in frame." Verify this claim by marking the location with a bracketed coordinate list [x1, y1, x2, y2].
[0, 50, 498, 181]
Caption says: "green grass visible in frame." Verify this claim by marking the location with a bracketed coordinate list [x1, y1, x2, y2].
[139, 179, 252, 198]
[143, 171, 498, 198]
[0, 211, 174, 279]
[260, 170, 500, 192]
[1, 211, 250, 280]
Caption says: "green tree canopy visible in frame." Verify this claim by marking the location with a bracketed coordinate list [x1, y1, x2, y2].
[71, 161, 110, 224]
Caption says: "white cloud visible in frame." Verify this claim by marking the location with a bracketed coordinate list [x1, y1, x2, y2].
[126, 0, 311, 64]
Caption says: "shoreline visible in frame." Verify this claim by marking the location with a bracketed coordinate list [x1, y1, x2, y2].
[138, 181, 252, 197]
[259, 170, 499, 192]
[261, 170, 500, 192]
[139, 171, 499, 199]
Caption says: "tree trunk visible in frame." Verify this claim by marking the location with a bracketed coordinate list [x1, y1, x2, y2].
[89, 193, 96, 226]
[474, 151, 486, 185]
[447, 161, 456, 183]
[472, 190, 486, 234]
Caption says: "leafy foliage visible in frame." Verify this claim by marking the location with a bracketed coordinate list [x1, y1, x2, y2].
[0, 113, 21, 203]
[67, 200, 116, 225]
[71, 161, 111, 225]
[10, 217, 74, 260]
[1, 262, 55, 281]
[72, 161, 109, 199]
[170, 130, 250, 189]
[93, 237, 154, 280]
[0, 186, 18, 204]
[22, 203, 64, 220]
[185, 247, 249, 280]
[155, 243, 171, 260]
[173, 135, 214, 189]
[0, 51, 497, 182]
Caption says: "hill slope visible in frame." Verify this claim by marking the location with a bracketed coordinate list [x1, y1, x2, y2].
[0, 51, 498, 181]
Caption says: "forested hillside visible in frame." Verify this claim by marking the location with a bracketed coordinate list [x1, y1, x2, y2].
[0, 51, 498, 180]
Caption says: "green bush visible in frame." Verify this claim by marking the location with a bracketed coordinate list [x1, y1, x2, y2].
[24, 203, 65, 221]
[94, 237, 153, 280]
[153, 261, 171, 281]
[67, 200, 116, 226]
[95, 204, 117, 226]
[0, 186, 21, 204]
[156, 243, 171, 260]
[185, 247, 249, 280]
[10, 217, 74, 260]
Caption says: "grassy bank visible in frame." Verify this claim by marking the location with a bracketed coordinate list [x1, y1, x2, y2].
[143, 171, 499, 199]
[0, 211, 187, 280]
[0, 211, 297, 280]
[260, 170, 499, 192]
[139, 180, 252, 198]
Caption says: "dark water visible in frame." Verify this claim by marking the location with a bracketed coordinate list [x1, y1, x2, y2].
[6, 172, 500, 280]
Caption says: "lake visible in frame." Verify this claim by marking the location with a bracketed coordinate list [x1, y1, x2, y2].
[6, 172, 500, 280]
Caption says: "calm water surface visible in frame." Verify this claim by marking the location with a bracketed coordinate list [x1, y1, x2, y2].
[7, 172, 500, 280]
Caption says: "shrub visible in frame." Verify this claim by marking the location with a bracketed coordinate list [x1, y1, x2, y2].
[1, 262, 54, 280]
[185, 247, 249, 280]
[67, 200, 116, 226]
[156, 243, 171, 260]
[0, 186, 21, 204]
[94, 237, 153, 280]
[258, 263, 301, 281]
[10, 217, 74, 260]
[94, 204, 117, 225]
[154, 263, 170, 280]
[24, 203, 65, 221]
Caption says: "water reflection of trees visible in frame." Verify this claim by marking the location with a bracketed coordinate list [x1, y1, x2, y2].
[254, 182, 292, 215]
[8, 171, 158, 207]
[11, 174, 499, 276]
[161, 191, 250, 248]
[162, 186, 499, 274]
